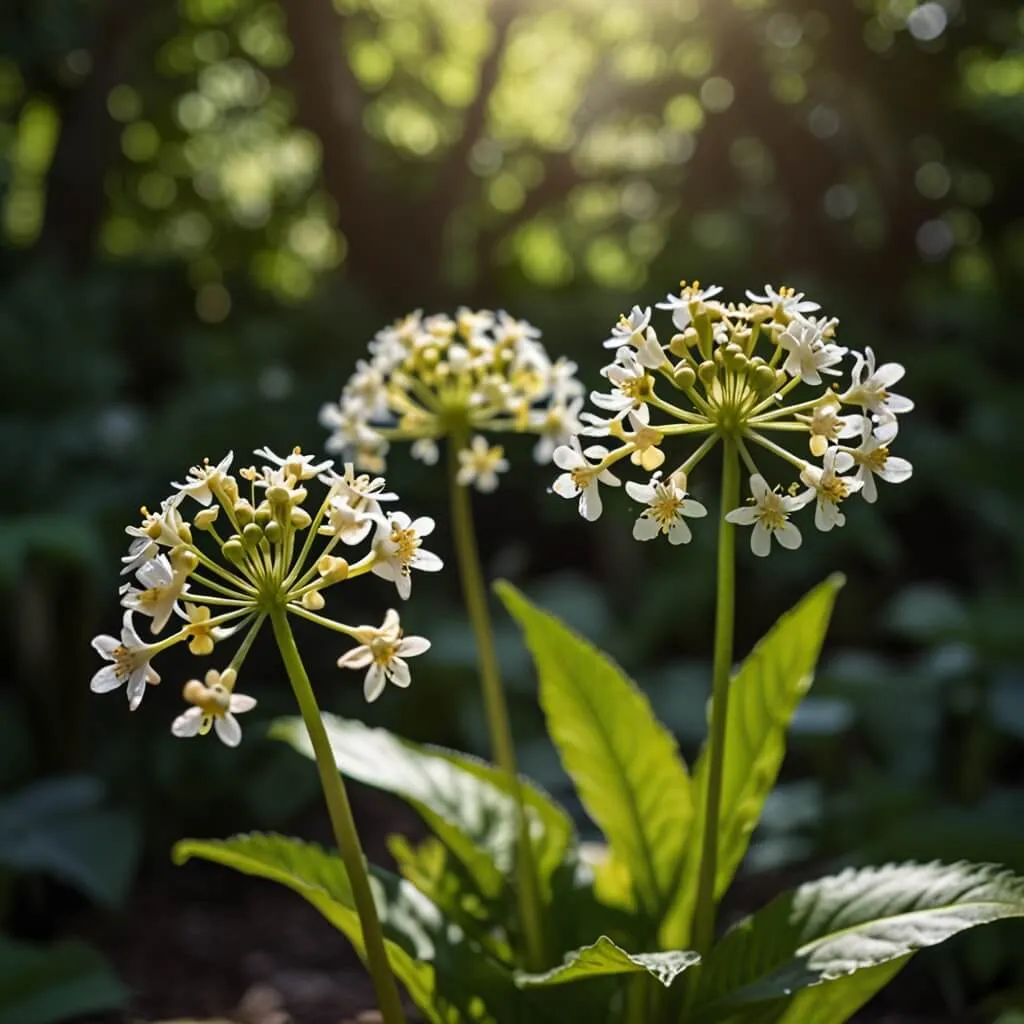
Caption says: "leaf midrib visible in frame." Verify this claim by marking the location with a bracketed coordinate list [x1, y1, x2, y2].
[547, 645, 663, 914]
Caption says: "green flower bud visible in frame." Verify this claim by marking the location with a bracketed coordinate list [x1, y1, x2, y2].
[264, 520, 283, 544]
[242, 522, 264, 547]
[222, 537, 246, 565]
[697, 360, 717, 387]
[673, 363, 697, 389]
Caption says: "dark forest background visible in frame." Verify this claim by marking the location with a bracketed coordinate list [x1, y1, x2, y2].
[3, 0, 1024, 1020]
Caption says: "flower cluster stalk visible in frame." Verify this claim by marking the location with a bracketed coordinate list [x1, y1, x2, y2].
[690, 441, 740, 960]
[447, 436, 547, 970]
[271, 608, 407, 1024]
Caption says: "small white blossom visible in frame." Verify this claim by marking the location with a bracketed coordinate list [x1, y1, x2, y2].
[121, 497, 186, 575]
[777, 316, 847, 385]
[336, 608, 430, 702]
[90, 611, 161, 710]
[120, 554, 190, 634]
[725, 474, 812, 556]
[171, 669, 255, 748]
[603, 305, 652, 349]
[592, 348, 649, 412]
[806, 399, 863, 457]
[320, 465, 396, 544]
[254, 445, 333, 481]
[411, 438, 440, 466]
[799, 448, 863, 532]
[172, 451, 233, 506]
[552, 438, 621, 521]
[456, 436, 509, 493]
[745, 285, 821, 316]
[847, 434, 913, 503]
[531, 395, 583, 464]
[495, 309, 542, 345]
[625, 472, 707, 544]
[372, 512, 443, 599]
[841, 347, 914, 442]
[655, 283, 724, 330]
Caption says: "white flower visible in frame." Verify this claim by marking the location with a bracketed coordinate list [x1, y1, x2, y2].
[176, 602, 237, 655]
[725, 474, 811, 556]
[603, 305, 651, 349]
[592, 348, 649, 412]
[320, 465, 396, 544]
[172, 451, 233, 506]
[121, 497, 186, 575]
[841, 347, 914, 442]
[655, 283, 723, 330]
[799, 447, 863, 532]
[456, 436, 509, 493]
[171, 669, 255, 748]
[625, 472, 707, 544]
[625, 405, 666, 471]
[120, 554, 190, 634]
[320, 400, 388, 461]
[847, 435, 913, 503]
[531, 395, 583, 464]
[411, 438, 440, 466]
[336, 608, 430, 702]
[90, 611, 161, 710]
[372, 512, 443, 599]
[552, 438, 621, 521]
[456, 306, 496, 340]
[495, 309, 541, 345]
[777, 316, 847, 385]
[805, 399, 863, 457]
[745, 285, 821, 316]
[254, 445, 333, 481]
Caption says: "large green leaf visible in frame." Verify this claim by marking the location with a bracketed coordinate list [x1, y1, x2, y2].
[517, 935, 699, 988]
[271, 714, 574, 901]
[174, 832, 515, 1024]
[691, 861, 1024, 1017]
[0, 938, 126, 1024]
[663, 575, 843, 948]
[496, 581, 692, 922]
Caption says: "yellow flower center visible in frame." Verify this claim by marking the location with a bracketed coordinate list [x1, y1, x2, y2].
[857, 445, 889, 472]
[821, 477, 850, 503]
[570, 466, 599, 491]
[649, 489, 684, 527]
[390, 525, 421, 572]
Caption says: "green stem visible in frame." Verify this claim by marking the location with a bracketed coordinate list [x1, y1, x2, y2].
[446, 436, 546, 971]
[689, 439, 740, 959]
[269, 609, 407, 1024]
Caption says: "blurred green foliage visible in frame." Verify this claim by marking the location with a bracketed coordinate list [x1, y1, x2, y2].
[2, 0, 1024, 1017]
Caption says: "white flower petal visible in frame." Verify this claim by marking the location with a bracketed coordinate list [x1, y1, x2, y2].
[364, 664, 387, 703]
[397, 636, 430, 658]
[750, 521, 772, 558]
[90, 664, 121, 693]
[632, 515, 660, 541]
[215, 714, 242, 747]
[775, 521, 803, 550]
[172, 707, 203, 737]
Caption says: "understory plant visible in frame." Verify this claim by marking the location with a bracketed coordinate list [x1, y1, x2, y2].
[95, 288, 1024, 1024]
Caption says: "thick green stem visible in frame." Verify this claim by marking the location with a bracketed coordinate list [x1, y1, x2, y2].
[269, 609, 407, 1024]
[446, 437, 547, 971]
[690, 439, 740, 958]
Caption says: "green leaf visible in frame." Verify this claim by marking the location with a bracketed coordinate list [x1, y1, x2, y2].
[692, 861, 1024, 1016]
[0, 938, 126, 1024]
[496, 581, 692, 922]
[271, 714, 574, 901]
[663, 575, 843, 948]
[0, 776, 140, 908]
[174, 832, 515, 1024]
[517, 935, 699, 988]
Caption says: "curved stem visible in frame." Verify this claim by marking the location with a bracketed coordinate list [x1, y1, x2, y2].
[269, 609, 407, 1024]
[446, 437, 546, 971]
[690, 439, 740, 958]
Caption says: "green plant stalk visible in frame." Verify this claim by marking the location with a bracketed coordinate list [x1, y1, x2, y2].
[447, 438, 547, 971]
[690, 438, 740, 959]
[270, 608, 407, 1024]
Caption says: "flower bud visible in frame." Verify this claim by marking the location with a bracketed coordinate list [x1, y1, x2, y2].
[752, 365, 778, 393]
[697, 360, 717, 387]
[242, 522, 264, 547]
[222, 537, 246, 565]
[673, 363, 697, 389]
[724, 346, 748, 372]
[668, 333, 689, 358]
[774, 369, 788, 391]
[193, 507, 220, 530]
[301, 590, 326, 611]
[171, 547, 199, 574]
[290, 506, 312, 530]
[234, 501, 255, 526]
[266, 485, 291, 509]
[317, 555, 350, 583]
[264, 520, 283, 544]
[220, 477, 239, 505]
[254, 505, 272, 527]
[182, 679, 207, 704]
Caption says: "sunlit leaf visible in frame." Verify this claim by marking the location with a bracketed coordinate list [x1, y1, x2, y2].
[496, 581, 692, 924]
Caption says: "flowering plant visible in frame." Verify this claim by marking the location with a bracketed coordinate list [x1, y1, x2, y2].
[90, 445, 439, 1020]
[102, 290, 1024, 1024]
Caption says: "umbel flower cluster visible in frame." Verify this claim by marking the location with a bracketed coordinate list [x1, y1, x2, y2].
[319, 308, 584, 491]
[90, 448, 438, 745]
[553, 284, 913, 554]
